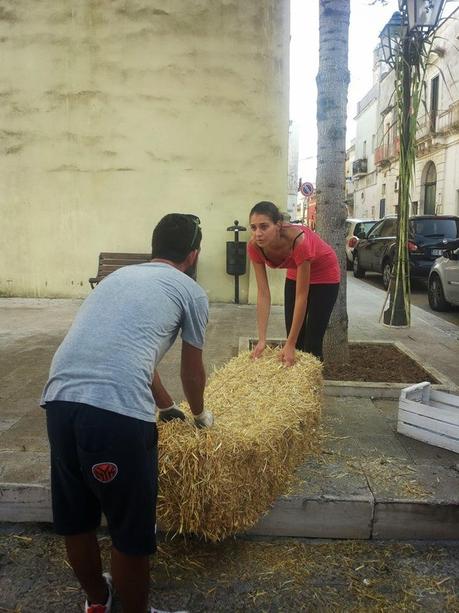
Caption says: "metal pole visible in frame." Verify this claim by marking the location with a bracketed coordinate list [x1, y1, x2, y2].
[234, 221, 239, 304]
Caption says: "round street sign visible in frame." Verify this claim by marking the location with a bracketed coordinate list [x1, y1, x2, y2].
[300, 181, 314, 197]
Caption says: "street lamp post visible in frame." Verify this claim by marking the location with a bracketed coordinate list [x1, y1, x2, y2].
[379, 0, 445, 327]
[404, 0, 445, 32]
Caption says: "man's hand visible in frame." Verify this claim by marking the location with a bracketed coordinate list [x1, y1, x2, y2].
[194, 409, 214, 428]
[158, 403, 186, 422]
[251, 340, 266, 360]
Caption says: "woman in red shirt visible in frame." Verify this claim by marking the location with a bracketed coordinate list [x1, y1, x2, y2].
[248, 201, 340, 366]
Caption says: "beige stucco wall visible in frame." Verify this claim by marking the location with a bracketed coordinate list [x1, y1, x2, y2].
[413, 8, 459, 217]
[0, 0, 289, 301]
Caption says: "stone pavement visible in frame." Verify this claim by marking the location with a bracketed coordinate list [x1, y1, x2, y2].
[0, 274, 458, 538]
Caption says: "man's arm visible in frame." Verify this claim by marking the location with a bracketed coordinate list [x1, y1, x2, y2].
[151, 370, 174, 408]
[180, 340, 206, 416]
[151, 369, 186, 421]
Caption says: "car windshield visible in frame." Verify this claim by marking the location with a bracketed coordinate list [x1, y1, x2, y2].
[410, 218, 459, 240]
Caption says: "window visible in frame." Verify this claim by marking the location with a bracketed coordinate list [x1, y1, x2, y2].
[362, 220, 377, 233]
[379, 218, 397, 237]
[430, 75, 439, 132]
[410, 218, 459, 240]
[423, 161, 437, 215]
[354, 222, 363, 236]
[368, 220, 384, 238]
[382, 183, 386, 196]
[356, 220, 377, 236]
[362, 140, 367, 158]
[372, 134, 376, 152]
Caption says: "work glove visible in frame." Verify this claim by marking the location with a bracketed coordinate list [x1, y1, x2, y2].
[194, 409, 214, 428]
[158, 402, 186, 422]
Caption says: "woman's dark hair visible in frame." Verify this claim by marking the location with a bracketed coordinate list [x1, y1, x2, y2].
[249, 201, 283, 223]
[151, 213, 202, 262]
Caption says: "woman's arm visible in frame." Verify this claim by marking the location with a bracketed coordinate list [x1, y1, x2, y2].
[251, 260, 271, 359]
[280, 260, 311, 366]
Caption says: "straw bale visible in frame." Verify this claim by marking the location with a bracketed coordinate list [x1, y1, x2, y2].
[157, 347, 323, 541]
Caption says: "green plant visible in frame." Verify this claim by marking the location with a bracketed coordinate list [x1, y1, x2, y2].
[383, 25, 437, 327]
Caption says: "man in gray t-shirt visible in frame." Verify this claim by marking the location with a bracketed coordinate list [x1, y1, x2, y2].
[43, 213, 211, 613]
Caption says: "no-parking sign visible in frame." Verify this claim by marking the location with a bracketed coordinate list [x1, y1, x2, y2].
[300, 181, 314, 197]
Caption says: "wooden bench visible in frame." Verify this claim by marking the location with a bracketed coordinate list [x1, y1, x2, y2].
[89, 252, 151, 288]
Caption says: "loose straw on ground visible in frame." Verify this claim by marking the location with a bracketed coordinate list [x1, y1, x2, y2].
[157, 347, 323, 541]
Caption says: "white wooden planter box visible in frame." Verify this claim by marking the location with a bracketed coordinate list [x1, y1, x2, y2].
[398, 382, 459, 454]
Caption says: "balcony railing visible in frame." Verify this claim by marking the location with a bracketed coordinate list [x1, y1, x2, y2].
[352, 158, 368, 176]
[374, 138, 400, 165]
[416, 115, 435, 140]
[436, 101, 459, 135]
[417, 102, 459, 141]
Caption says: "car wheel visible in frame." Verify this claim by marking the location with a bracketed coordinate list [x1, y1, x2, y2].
[382, 261, 392, 291]
[428, 274, 450, 312]
[353, 253, 365, 278]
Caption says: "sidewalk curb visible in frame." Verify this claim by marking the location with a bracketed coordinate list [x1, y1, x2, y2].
[0, 483, 52, 523]
[1, 482, 458, 540]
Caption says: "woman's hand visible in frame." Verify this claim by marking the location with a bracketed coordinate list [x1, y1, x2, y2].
[251, 340, 266, 360]
[279, 342, 296, 367]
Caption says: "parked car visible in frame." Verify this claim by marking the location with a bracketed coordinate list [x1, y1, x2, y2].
[345, 218, 378, 269]
[353, 215, 459, 290]
[428, 238, 459, 311]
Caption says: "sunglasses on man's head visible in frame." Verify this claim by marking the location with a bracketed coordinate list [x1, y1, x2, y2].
[184, 214, 201, 250]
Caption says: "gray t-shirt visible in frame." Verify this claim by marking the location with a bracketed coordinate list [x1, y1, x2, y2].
[41, 262, 209, 422]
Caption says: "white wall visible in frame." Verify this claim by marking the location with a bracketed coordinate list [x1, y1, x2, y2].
[0, 0, 290, 301]
[352, 95, 379, 218]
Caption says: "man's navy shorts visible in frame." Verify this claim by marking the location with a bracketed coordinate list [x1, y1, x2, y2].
[45, 401, 158, 556]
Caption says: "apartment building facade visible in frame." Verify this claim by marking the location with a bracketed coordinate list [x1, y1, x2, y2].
[351, 8, 459, 220]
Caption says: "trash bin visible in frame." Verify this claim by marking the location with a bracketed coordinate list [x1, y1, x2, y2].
[226, 220, 247, 303]
[226, 242, 246, 276]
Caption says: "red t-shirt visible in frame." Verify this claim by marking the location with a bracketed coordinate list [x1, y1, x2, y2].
[247, 225, 340, 284]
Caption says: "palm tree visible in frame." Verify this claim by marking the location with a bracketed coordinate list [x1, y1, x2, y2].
[315, 0, 351, 363]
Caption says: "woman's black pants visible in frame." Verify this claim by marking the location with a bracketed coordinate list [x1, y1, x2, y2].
[284, 279, 340, 361]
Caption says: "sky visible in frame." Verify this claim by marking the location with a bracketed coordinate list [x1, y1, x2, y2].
[289, 0, 458, 184]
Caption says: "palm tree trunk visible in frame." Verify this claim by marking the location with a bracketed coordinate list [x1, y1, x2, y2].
[315, 0, 351, 363]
